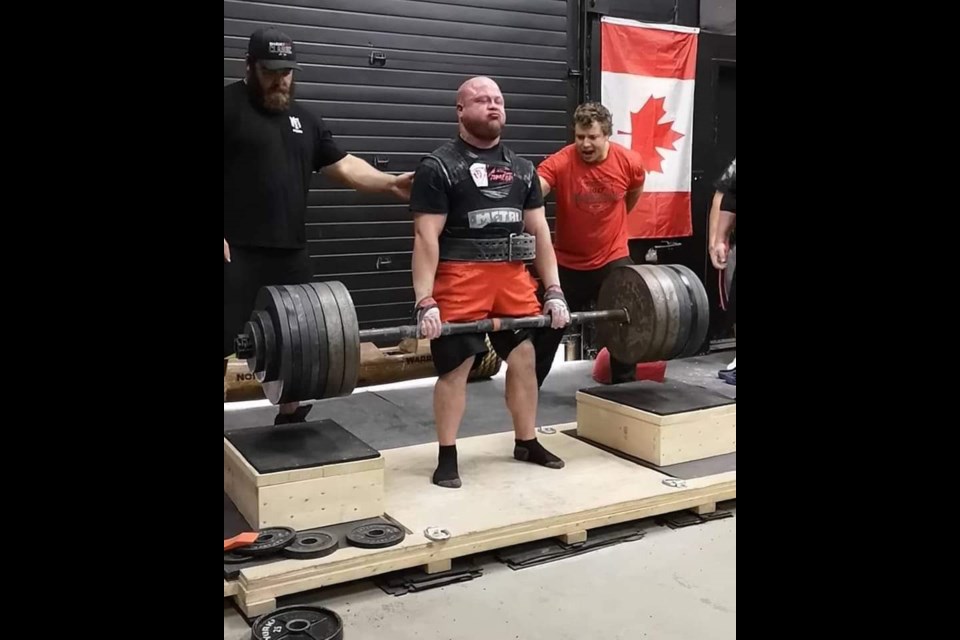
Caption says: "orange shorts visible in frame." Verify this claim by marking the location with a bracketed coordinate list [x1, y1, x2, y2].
[429, 261, 542, 375]
[432, 261, 541, 322]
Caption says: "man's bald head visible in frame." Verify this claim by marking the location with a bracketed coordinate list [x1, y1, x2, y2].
[456, 76, 506, 145]
[457, 76, 499, 104]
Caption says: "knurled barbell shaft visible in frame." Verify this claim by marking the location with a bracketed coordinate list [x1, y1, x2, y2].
[357, 309, 630, 343]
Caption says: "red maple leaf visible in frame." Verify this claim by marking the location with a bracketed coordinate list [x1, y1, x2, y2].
[617, 96, 685, 173]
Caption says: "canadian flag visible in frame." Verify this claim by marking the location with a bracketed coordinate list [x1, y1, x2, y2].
[601, 17, 699, 238]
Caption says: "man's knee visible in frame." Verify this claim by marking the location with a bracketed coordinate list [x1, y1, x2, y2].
[506, 340, 535, 370]
[438, 356, 474, 384]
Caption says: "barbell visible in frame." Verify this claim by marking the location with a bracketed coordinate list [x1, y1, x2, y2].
[233, 263, 710, 405]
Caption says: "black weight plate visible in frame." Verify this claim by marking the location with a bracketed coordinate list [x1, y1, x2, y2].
[243, 526, 297, 557]
[224, 550, 254, 564]
[666, 264, 710, 357]
[346, 523, 405, 549]
[290, 285, 322, 403]
[299, 284, 329, 403]
[635, 266, 669, 362]
[242, 319, 264, 376]
[657, 266, 693, 360]
[253, 310, 278, 384]
[276, 287, 304, 405]
[597, 265, 668, 363]
[281, 530, 339, 560]
[596, 266, 654, 364]
[638, 265, 680, 362]
[326, 281, 360, 396]
[309, 283, 345, 399]
[250, 605, 344, 640]
[255, 287, 293, 404]
[285, 285, 320, 403]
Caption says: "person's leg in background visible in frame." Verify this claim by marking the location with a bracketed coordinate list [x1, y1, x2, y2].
[719, 265, 736, 385]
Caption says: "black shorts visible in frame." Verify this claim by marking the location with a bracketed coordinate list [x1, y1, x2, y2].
[223, 245, 312, 359]
[431, 330, 535, 376]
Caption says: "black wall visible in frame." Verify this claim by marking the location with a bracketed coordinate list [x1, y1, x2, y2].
[224, 0, 579, 331]
[225, 0, 736, 347]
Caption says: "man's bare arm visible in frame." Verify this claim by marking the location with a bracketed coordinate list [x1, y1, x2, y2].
[538, 176, 553, 199]
[412, 213, 447, 304]
[323, 154, 413, 200]
[625, 186, 644, 213]
[708, 191, 736, 269]
[524, 206, 560, 290]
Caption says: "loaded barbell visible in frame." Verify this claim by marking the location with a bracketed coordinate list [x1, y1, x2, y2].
[233, 263, 710, 405]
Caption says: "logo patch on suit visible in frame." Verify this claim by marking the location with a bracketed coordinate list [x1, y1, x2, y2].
[470, 163, 488, 187]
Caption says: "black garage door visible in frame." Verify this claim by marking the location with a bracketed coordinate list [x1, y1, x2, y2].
[224, 0, 578, 333]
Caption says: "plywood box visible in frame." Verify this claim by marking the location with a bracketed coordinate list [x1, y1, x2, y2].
[223, 420, 384, 530]
[576, 381, 736, 466]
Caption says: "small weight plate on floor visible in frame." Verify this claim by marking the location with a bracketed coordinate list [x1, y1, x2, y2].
[243, 526, 297, 557]
[224, 550, 254, 564]
[347, 523, 405, 549]
[250, 605, 344, 640]
[424, 526, 451, 542]
[281, 531, 339, 560]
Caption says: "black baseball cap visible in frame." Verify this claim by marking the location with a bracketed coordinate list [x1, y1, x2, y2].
[247, 27, 302, 71]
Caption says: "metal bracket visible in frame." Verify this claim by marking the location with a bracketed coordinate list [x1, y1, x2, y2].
[586, 0, 610, 14]
[369, 51, 387, 66]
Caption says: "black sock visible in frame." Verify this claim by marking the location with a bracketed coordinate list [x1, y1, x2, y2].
[514, 438, 565, 469]
[433, 445, 462, 488]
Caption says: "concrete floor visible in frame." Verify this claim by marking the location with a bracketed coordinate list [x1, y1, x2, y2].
[224, 504, 736, 640]
[224, 349, 736, 639]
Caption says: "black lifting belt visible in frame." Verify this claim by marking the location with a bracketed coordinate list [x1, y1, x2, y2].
[439, 233, 537, 262]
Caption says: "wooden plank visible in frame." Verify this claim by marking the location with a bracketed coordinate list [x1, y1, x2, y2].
[230, 429, 735, 607]
[560, 530, 587, 545]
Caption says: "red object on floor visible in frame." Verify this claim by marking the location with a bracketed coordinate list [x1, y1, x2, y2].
[224, 531, 259, 552]
[592, 348, 667, 384]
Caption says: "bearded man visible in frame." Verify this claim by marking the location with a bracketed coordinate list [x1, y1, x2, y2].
[408, 76, 570, 488]
[224, 27, 413, 424]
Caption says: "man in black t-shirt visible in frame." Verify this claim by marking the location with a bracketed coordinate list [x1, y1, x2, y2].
[410, 76, 570, 488]
[709, 156, 736, 384]
[224, 27, 413, 423]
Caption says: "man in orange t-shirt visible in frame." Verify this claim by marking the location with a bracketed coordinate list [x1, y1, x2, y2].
[534, 102, 647, 386]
